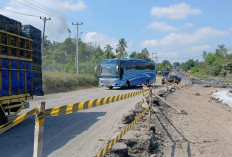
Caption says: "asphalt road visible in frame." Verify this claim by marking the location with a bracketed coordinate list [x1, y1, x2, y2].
[0, 86, 148, 157]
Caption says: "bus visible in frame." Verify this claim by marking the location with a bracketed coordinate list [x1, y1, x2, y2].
[98, 59, 156, 89]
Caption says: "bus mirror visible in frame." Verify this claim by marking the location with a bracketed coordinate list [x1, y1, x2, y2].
[94, 66, 98, 72]
[116, 65, 118, 73]
[95, 65, 101, 72]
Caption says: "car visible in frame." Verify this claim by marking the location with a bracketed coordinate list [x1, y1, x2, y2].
[162, 75, 181, 85]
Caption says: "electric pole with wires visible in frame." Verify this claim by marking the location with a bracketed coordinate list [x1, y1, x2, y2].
[40, 16, 51, 59]
[72, 22, 83, 75]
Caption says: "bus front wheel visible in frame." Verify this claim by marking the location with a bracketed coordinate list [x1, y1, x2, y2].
[126, 81, 130, 89]
[109, 86, 113, 89]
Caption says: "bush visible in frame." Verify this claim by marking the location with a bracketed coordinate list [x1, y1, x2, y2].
[43, 72, 98, 94]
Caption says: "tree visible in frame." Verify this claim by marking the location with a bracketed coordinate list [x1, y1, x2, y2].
[67, 28, 71, 38]
[203, 51, 207, 60]
[129, 51, 137, 58]
[116, 38, 127, 59]
[129, 49, 152, 61]
[140, 48, 150, 60]
[162, 60, 171, 67]
[104, 44, 113, 59]
[157, 60, 172, 71]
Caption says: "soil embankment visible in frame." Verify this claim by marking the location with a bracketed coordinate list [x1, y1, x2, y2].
[108, 74, 232, 157]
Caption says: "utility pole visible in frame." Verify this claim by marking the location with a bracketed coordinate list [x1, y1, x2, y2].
[72, 22, 83, 75]
[150, 52, 158, 65]
[40, 17, 50, 95]
[154, 52, 158, 66]
[40, 17, 51, 55]
[150, 52, 159, 71]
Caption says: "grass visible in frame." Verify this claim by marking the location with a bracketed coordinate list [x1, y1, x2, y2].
[43, 72, 98, 94]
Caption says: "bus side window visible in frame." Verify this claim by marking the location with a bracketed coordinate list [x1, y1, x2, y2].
[125, 62, 134, 69]
[151, 63, 155, 70]
[136, 62, 145, 70]
[146, 63, 155, 70]
[131, 62, 136, 69]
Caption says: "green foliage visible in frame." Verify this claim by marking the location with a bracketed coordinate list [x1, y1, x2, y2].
[157, 60, 172, 72]
[104, 44, 113, 59]
[181, 44, 232, 77]
[43, 37, 109, 75]
[129, 48, 152, 61]
[116, 38, 127, 59]
[180, 59, 197, 72]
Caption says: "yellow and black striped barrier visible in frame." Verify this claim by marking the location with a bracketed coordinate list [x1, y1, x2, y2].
[45, 89, 150, 117]
[0, 89, 149, 134]
[0, 108, 37, 134]
[96, 106, 150, 157]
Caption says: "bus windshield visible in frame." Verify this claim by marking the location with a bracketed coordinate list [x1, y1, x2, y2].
[101, 61, 118, 78]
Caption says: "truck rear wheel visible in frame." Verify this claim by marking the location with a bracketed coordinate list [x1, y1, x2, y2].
[0, 107, 7, 126]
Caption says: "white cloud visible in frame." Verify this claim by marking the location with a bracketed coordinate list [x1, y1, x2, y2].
[0, 0, 87, 41]
[83, 32, 118, 50]
[148, 21, 177, 32]
[142, 27, 228, 48]
[184, 23, 193, 28]
[150, 3, 201, 19]
[188, 45, 211, 53]
[142, 40, 157, 48]
[229, 27, 232, 32]
[54, 0, 87, 11]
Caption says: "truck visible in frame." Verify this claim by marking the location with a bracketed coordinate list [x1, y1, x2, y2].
[0, 14, 43, 125]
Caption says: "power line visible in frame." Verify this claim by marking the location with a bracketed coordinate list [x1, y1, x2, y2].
[7, 0, 116, 48]
[84, 24, 115, 47]
[0, 8, 40, 17]
[29, 0, 67, 19]
[14, 0, 67, 22]
[22, 0, 67, 20]
[159, 55, 202, 60]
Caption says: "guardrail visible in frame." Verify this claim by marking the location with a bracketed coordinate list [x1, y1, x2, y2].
[0, 88, 151, 157]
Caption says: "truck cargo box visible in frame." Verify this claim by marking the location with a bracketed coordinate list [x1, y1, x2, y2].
[0, 14, 22, 35]
[22, 24, 43, 95]
[0, 30, 33, 105]
[0, 14, 43, 124]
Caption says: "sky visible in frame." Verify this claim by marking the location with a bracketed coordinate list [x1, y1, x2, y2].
[0, 0, 232, 63]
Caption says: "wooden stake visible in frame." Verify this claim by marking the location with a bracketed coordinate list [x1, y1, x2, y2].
[33, 102, 45, 157]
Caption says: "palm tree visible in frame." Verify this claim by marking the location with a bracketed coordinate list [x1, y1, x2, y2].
[116, 38, 127, 59]
[104, 44, 113, 59]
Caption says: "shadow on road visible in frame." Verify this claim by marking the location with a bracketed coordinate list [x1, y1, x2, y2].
[106, 85, 163, 91]
[0, 111, 105, 157]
